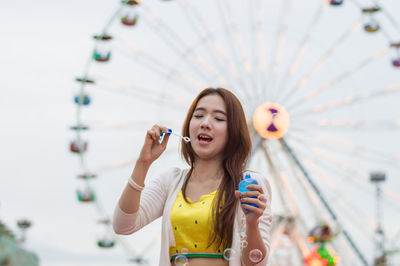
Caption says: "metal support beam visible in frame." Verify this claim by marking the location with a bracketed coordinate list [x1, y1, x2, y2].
[280, 138, 369, 266]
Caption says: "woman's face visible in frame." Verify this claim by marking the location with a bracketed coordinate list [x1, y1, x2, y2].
[189, 94, 228, 161]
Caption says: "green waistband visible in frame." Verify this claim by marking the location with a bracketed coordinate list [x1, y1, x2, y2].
[170, 253, 223, 262]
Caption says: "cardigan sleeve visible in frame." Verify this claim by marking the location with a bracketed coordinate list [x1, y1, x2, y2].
[112, 167, 180, 235]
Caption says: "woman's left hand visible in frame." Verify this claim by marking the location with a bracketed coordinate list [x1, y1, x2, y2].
[235, 184, 267, 225]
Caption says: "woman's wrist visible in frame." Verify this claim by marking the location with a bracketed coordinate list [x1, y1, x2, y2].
[246, 221, 260, 233]
[129, 159, 151, 187]
[135, 158, 152, 169]
[246, 216, 260, 227]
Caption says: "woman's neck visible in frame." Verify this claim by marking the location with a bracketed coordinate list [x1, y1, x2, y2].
[191, 158, 224, 183]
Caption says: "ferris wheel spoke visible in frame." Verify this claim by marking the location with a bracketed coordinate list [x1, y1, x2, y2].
[272, 0, 329, 103]
[287, 132, 400, 213]
[248, 0, 263, 98]
[92, 83, 188, 111]
[281, 137, 374, 265]
[288, 159, 377, 248]
[265, 0, 293, 101]
[112, 39, 206, 92]
[287, 130, 400, 169]
[291, 227, 311, 258]
[277, 17, 362, 105]
[285, 45, 391, 112]
[292, 119, 400, 133]
[286, 138, 379, 237]
[217, 0, 260, 100]
[301, 158, 376, 234]
[138, 5, 218, 85]
[212, 1, 254, 102]
[141, 4, 255, 101]
[268, 141, 332, 233]
[175, 1, 243, 89]
[259, 141, 292, 213]
[92, 75, 191, 110]
[371, 0, 400, 35]
[285, 150, 330, 222]
[81, 119, 183, 132]
[284, 137, 376, 233]
[112, 234, 142, 263]
[291, 83, 400, 118]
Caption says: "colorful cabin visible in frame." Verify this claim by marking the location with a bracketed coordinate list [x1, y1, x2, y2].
[70, 124, 89, 131]
[93, 34, 112, 62]
[70, 141, 88, 153]
[74, 94, 91, 106]
[93, 34, 112, 41]
[121, 0, 140, 5]
[16, 220, 32, 230]
[364, 23, 380, 33]
[361, 6, 381, 33]
[121, 0, 140, 27]
[392, 59, 400, 67]
[390, 42, 400, 68]
[121, 15, 138, 26]
[308, 223, 333, 243]
[361, 6, 381, 13]
[77, 173, 97, 179]
[329, 0, 343, 6]
[75, 77, 95, 84]
[93, 50, 111, 62]
[390, 42, 400, 49]
[97, 239, 115, 248]
[304, 246, 336, 266]
[76, 189, 95, 202]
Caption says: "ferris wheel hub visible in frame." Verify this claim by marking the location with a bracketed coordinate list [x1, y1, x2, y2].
[252, 102, 290, 140]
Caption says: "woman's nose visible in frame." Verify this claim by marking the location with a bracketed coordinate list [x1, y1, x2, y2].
[200, 116, 211, 128]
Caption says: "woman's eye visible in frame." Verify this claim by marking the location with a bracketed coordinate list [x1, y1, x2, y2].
[193, 115, 203, 118]
[215, 117, 225, 121]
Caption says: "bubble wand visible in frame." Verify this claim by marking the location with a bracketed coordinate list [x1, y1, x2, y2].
[159, 128, 191, 144]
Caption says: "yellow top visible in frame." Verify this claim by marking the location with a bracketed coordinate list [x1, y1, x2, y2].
[169, 189, 224, 261]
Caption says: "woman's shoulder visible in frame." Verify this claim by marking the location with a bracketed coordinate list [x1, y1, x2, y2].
[155, 167, 190, 182]
[156, 167, 185, 179]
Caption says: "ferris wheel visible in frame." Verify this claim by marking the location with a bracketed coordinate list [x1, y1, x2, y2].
[70, 0, 400, 265]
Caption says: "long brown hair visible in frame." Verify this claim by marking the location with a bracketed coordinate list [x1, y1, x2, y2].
[180, 88, 252, 249]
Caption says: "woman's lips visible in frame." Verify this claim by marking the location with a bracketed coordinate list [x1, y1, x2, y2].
[198, 138, 212, 146]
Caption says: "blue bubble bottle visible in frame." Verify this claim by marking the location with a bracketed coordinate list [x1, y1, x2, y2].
[238, 174, 259, 211]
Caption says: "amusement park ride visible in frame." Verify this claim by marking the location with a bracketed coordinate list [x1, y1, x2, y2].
[70, 0, 400, 265]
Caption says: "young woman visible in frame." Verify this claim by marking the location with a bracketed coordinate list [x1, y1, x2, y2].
[113, 88, 272, 266]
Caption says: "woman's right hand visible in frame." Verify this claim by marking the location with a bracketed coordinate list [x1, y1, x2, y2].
[137, 124, 170, 165]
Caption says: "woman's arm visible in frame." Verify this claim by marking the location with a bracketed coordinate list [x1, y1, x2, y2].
[113, 124, 171, 234]
[235, 177, 272, 265]
[118, 159, 151, 214]
[113, 166, 177, 235]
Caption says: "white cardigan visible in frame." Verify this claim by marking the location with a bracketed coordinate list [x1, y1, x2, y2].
[113, 167, 272, 266]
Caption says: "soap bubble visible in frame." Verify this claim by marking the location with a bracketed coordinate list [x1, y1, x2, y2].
[249, 249, 263, 263]
[174, 255, 189, 266]
[241, 240, 248, 248]
[239, 231, 247, 240]
[223, 248, 234, 261]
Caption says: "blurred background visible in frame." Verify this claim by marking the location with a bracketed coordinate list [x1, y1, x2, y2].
[1, 0, 399, 265]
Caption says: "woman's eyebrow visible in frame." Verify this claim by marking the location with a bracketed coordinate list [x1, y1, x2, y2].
[194, 107, 227, 115]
